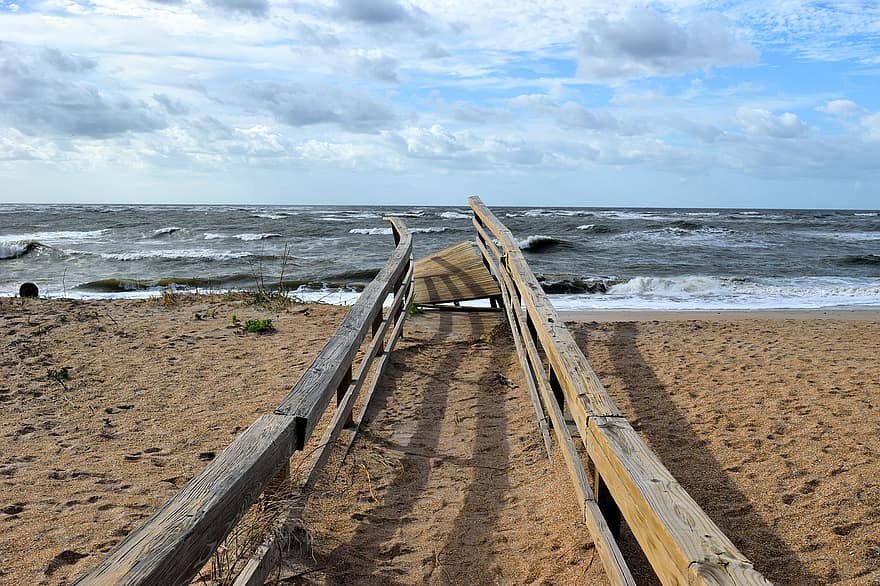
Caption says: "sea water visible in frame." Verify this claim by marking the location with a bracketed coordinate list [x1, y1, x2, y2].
[1, 204, 878, 310]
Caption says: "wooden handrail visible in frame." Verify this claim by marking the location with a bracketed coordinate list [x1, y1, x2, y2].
[275, 216, 413, 447]
[75, 218, 412, 586]
[469, 196, 770, 586]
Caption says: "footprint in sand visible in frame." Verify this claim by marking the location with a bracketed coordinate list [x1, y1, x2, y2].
[2, 503, 25, 515]
[44, 550, 88, 576]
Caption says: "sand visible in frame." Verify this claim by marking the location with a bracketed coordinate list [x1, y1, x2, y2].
[0, 294, 347, 585]
[1, 297, 878, 585]
[568, 314, 880, 585]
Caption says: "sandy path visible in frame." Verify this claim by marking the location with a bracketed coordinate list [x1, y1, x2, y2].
[278, 311, 607, 585]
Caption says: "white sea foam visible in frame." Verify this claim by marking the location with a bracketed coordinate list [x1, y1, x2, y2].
[440, 211, 471, 219]
[237, 233, 281, 241]
[252, 213, 285, 220]
[548, 275, 880, 310]
[101, 249, 253, 261]
[805, 231, 880, 242]
[350, 227, 449, 235]
[609, 276, 721, 297]
[151, 226, 183, 237]
[576, 224, 596, 231]
[350, 228, 393, 235]
[1, 229, 110, 243]
[204, 233, 281, 241]
[0, 241, 37, 259]
[853, 212, 878, 217]
[593, 210, 678, 221]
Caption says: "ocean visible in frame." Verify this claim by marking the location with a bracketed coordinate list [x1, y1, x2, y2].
[1, 204, 878, 310]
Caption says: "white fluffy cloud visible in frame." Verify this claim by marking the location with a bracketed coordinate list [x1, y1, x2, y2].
[817, 99, 864, 116]
[736, 108, 807, 139]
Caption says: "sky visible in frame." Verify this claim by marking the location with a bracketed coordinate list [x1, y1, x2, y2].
[0, 0, 879, 208]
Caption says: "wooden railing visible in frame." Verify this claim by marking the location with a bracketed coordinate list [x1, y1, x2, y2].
[74, 218, 413, 585]
[469, 197, 770, 586]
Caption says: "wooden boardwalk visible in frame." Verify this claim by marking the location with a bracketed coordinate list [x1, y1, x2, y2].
[73, 203, 771, 586]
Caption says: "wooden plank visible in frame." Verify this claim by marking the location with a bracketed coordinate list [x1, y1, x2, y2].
[73, 415, 297, 585]
[233, 277, 416, 586]
[302, 271, 413, 481]
[471, 218, 618, 419]
[475, 233, 635, 586]
[414, 240, 501, 304]
[276, 218, 412, 449]
[586, 417, 766, 585]
[474, 237, 553, 458]
[469, 197, 770, 586]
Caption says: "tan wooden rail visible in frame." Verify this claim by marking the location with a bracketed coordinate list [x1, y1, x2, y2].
[74, 218, 412, 586]
[469, 197, 770, 586]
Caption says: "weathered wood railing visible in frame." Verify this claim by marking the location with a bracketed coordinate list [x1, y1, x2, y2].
[469, 197, 770, 586]
[74, 218, 413, 585]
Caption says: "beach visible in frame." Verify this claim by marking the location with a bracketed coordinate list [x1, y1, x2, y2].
[1, 296, 878, 584]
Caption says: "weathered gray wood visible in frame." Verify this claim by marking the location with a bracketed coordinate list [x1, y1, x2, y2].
[73, 415, 297, 585]
[474, 237, 553, 458]
[276, 217, 412, 449]
[475, 232, 634, 586]
[470, 196, 770, 586]
[233, 275, 416, 586]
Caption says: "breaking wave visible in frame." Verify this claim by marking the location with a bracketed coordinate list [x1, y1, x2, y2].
[151, 226, 183, 237]
[100, 249, 255, 261]
[842, 254, 880, 266]
[539, 277, 615, 294]
[0, 240, 43, 260]
[350, 228, 392, 235]
[204, 233, 282, 241]
[238, 233, 281, 241]
[519, 235, 564, 252]
[350, 227, 449, 235]
[440, 211, 471, 219]
[608, 276, 722, 296]
[576, 224, 616, 234]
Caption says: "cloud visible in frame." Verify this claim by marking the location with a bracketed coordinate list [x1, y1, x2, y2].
[332, 0, 432, 34]
[577, 8, 758, 81]
[390, 124, 543, 168]
[421, 43, 449, 59]
[335, 0, 409, 24]
[0, 43, 165, 138]
[351, 51, 399, 83]
[240, 81, 396, 133]
[205, 0, 269, 17]
[817, 99, 864, 116]
[153, 93, 190, 116]
[736, 108, 807, 138]
[863, 113, 880, 142]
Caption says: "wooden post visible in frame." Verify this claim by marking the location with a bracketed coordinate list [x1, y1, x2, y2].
[549, 366, 565, 415]
[594, 468, 622, 538]
[337, 366, 354, 428]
